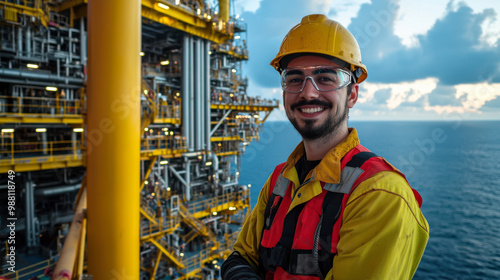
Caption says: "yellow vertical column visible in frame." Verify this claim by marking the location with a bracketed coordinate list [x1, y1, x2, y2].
[87, 0, 140, 278]
[219, 0, 229, 22]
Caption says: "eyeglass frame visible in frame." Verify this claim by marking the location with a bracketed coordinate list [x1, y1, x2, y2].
[280, 65, 355, 94]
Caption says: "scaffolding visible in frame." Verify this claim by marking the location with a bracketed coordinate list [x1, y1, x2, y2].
[0, 0, 278, 279]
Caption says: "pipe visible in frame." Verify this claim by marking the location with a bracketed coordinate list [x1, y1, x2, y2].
[26, 26, 31, 56]
[86, 0, 140, 278]
[186, 160, 191, 201]
[34, 184, 80, 196]
[195, 38, 202, 151]
[25, 173, 34, 247]
[199, 39, 205, 151]
[80, 18, 87, 65]
[0, 69, 83, 85]
[17, 26, 23, 55]
[205, 40, 211, 152]
[189, 37, 195, 152]
[182, 35, 190, 149]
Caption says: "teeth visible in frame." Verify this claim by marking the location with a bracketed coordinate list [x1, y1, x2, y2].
[301, 107, 324, 114]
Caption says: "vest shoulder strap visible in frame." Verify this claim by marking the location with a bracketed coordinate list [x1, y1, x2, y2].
[269, 162, 287, 197]
[317, 151, 388, 277]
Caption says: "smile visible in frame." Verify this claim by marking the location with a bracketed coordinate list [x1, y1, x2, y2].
[299, 107, 325, 114]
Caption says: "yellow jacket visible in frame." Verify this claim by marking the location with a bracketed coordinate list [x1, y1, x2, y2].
[233, 128, 429, 279]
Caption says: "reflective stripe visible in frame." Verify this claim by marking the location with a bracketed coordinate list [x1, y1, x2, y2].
[272, 174, 289, 197]
[323, 166, 364, 193]
[259, 148, 412, 278]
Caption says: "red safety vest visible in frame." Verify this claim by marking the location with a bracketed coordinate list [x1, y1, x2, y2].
[258, 145, 422, 279]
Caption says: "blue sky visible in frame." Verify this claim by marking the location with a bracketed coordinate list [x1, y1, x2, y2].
[230, 0, 500, 120]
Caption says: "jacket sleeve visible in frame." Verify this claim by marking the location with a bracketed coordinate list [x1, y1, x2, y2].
[230, 173, 273, 272]
[326, 171, 430, 280]
[221, 251, 262, 280]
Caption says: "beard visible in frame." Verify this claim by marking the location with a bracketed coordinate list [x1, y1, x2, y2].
[287, 98, 348, 141]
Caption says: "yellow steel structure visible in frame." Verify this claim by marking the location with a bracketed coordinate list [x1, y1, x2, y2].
[0, 0, 50, 27]
[53, 0, 233, 44]
[0, 0, 279, 278]
[141, 0, 232, 44]
[211, 103, 278, 111]
[53, 185, 87, 279]
[86, 0, 141, 279]
[219, 0, 229, 22]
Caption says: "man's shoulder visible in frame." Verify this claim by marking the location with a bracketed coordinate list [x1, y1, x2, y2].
[348, 170, 417, 207]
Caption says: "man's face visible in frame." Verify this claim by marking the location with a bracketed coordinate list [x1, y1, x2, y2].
[282, 55, 358, 141]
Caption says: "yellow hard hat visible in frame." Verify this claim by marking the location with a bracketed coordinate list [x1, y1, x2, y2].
[270, 14, 368, 83]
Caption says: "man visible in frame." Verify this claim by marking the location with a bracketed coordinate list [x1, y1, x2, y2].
[221, 14, 429, 280]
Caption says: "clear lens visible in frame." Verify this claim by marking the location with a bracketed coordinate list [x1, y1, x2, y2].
[281, 66, 352, 93]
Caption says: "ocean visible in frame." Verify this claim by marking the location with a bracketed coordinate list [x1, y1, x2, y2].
[239, 120, 500, 280]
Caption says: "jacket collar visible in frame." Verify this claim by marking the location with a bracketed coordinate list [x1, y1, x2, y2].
[282, 128, 360, 184]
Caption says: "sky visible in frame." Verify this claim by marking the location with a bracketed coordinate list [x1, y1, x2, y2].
[229, 0, 500, 120]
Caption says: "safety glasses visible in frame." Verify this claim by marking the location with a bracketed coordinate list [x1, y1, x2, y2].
[281, 65, 353, 93]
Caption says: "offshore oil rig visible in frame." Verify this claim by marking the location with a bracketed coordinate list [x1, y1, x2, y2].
[0, 0, 277, 279]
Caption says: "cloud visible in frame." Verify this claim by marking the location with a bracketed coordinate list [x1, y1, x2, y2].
[232, 0, 263, 14]
[348, 0, 500, 85]
[358, 78, 438, 109]
[238, 0, 500, 119]
[454, 82, 500, 110]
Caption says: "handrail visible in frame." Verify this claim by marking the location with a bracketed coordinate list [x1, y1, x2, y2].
[157, 101, 181, 120]
[0, 256, 57, 279]
[140, 135, 187, 152]
[140, 214, 180, 240]
[210, 93, 279, 107]
[181, 231, 239, 276]
[0, 139, 83, 162]
[178, 204, 216, 240]
[185, 188, 250, 217]
[0, 95, 84, 116]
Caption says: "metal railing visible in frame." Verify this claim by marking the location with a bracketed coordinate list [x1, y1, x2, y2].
[0, 135, 187, 162]
[140, 135, 186, 152]
[181, 231, 239, 276]
[0, 0, 36, 9]
[0, 255, 57, 279]
[185, 188, 250, 217]
[140, 214, 180, 239]
[0, 95, 84, 116]
[210, 92, 279, 107]
[157, 102, 181, 120]
[0, 139, 83, 161]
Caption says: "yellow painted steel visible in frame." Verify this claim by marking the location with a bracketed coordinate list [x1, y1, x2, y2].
[141, 0, 231, 44]
[140, 156, 157, 191]
[151, 252, 163, 279]
[76, 217, 87, 277]
[219, 0, 229, 23]
[0, 0, 49, 27]
[53, 186, 87, 279]
[0, 156, 83, 173]
[0, 257, 58, 279]
[140, 207, 158, 225]
[211, 136, 241, 142]
[150, 239, 185, 268]
[0, 116, 83, 124]
[216, 151, 239, 157]
[210, 103, 278, 111]
[86, 0, 141, 279]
